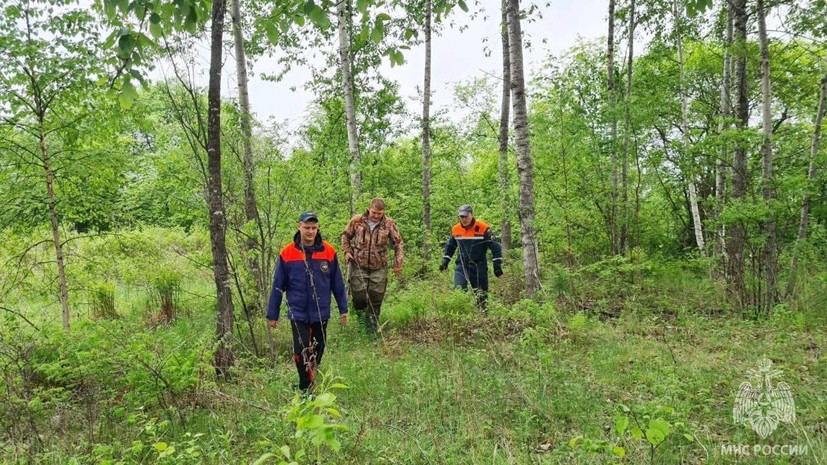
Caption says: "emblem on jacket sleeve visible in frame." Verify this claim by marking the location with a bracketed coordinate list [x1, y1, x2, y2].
[733, 359, 796, 439]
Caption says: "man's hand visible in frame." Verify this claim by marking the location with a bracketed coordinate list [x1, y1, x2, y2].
[345, 252, 354, 263]
[340, 313, 349, 324]
[393, 266, 402, 277]
[267, 319, 279, 328]
[439, 259, 449, 272]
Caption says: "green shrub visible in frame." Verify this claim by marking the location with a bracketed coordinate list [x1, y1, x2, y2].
[150, 270, 182, 324]
[89, 281, 117, 319]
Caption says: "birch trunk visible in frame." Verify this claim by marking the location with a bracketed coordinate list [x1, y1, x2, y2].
[787, 72, 827, 296]
[674, 0, 705, 256]
[230, 0, 265, 310]
[337, 0, 361, 213]
[607, 0, 619, 254]
[757, 0, 777, 311]
[498, 0, 512, 253]
[620, 0, 635, 256]
[714, 2, 733, 259]
[506, 0, 540, 295]
[421, 0, 432, 260]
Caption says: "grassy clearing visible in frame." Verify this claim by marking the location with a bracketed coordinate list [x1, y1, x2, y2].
[1, 264, 825, 464]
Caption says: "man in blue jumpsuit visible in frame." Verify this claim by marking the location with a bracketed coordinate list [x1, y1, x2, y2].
[267, 211, 349, 391]
[439, 205, 503, 309]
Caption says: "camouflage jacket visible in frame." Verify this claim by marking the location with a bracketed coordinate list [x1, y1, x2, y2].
[341, 212, 404, 271]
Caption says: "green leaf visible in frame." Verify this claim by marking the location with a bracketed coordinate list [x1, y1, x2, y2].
[316, 393, 335, 404]
[356, 0, 368, 15]
[294, 15, 305, 27]
[150, 21, 162, 38]
[457, 0, 468, 12]
[118, 33, 135, 54]
[102, 30, 118, 49]
[376, 12, 391, 21]
[309, 6, 330, 29]
[251, 453, 276, 465]
[645, 428, 665, 446]
[304, 414, 324, 429]
[303, 1, 315, 14]
[683, 433, 695, 442]
[265, 23, 279, 44]
[615, 415, 629, 436]
[370, 20, 384, 44]
[149, 12, 161, 23]
[630, 427, 643, 441]
[280, 445, 291, 459]
[153, 442, 168, 452]
[612, 445, 625, 458]
[123, 80, 138, 101]
[104, 1, 117, 20]
[649, 418, 670, 437]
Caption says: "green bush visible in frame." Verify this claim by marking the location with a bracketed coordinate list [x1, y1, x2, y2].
[89, 281, 117, 319]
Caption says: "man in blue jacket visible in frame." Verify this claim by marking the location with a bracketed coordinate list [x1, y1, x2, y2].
[267, 211, 349, 391]
[440, 204, 503, 310]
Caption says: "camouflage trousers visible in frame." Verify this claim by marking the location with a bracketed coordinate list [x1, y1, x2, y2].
[348, 263, 388, 335]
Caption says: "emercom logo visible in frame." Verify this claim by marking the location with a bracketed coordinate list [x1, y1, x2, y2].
[732, 359, 796, 439]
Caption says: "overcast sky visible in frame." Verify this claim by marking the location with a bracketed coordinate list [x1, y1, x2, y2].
[218, 0, 608, 131]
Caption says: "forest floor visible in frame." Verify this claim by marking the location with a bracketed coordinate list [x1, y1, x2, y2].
[1, 271, 825, 464]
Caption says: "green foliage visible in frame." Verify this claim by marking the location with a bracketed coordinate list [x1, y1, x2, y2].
[150, 270, 183, 324]
[256, 377, 349, 465]
[89, 281, 118, 319]
[569, 404, 694, 464]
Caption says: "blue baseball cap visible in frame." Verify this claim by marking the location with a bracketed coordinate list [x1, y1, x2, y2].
[298, 211, 319, 222]
[458, 205, 473, 216]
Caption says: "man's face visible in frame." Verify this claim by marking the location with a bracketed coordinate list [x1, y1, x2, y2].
[459, 213, 473, 227]
[298, 221, 319, 244]
[368, 207, 385, 222]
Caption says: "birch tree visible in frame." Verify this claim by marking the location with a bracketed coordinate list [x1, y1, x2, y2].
[506, 0, 540, 295]
[756, 0, 777, 311]
[498, 0, 513, 253]
[674, 0, 705, 256]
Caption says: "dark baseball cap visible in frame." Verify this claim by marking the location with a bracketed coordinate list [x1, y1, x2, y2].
[298, 211, 319, 222]
[458, 204, 473, 216]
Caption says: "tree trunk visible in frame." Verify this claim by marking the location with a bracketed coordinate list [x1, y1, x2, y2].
[337, 0, 361, 213]
[674, 0, 705, 257]
[607, 0, 619, 255]
[40, 133, 70, 335]
[498, 0, 512, 253]
[714, 2, 733, 260]
[207, 0, 235, 376]
[506, 0, 540, 295]
[726, 0, 749, 307]
[757, 0, 777, 312]
[421, 0, 432, 261]
[230, 0, 265, 312]
[787, 71, 827, 296]
[620, 0, 635, 256]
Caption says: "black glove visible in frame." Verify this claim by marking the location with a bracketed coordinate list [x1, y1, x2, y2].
[439, 258, 449, 272]
[494, 267, 503, 277]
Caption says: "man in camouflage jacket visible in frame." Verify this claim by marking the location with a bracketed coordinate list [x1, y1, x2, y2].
[341, 198, 404, 335]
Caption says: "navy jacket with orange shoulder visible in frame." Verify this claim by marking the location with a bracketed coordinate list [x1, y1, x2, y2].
[441, 219, 503, 273]
[267, 231, 348, 323]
